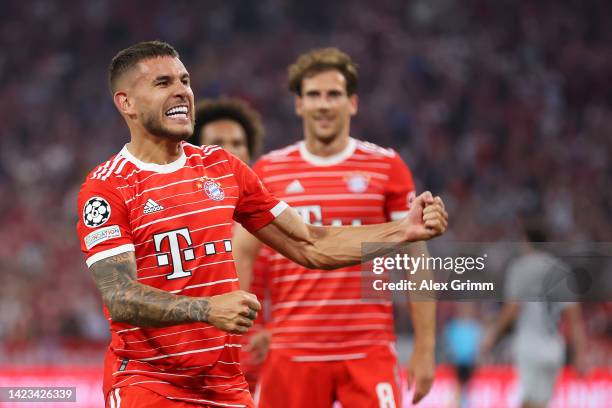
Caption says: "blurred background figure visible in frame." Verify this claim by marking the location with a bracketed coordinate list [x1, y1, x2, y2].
[444, 302, 482, 408]
[481, 220, 588, 408]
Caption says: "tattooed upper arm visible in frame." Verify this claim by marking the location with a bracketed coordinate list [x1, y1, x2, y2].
[89, 251, 210, 327]
[90, 251, 137, 304]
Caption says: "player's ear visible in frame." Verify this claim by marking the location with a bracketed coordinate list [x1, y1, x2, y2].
[113, 91, 134, 116]
[349, 94, 358, 116]
[294, 95, 304, 117]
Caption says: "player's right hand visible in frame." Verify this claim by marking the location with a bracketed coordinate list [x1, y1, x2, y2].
[402, 191, 448, 241]
[207, 290, 261, 334]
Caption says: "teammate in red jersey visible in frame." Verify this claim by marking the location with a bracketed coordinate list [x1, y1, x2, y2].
[233, 48, 438, 407]
[76, 41, 447, 408]
[187, 97, 268, 393]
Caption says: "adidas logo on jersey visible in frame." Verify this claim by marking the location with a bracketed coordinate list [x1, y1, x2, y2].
[143, 198, 164, 214]
[285, 179, 305, 194]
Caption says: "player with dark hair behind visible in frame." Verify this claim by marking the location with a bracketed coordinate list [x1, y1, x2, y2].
[187, 97, 264, 163]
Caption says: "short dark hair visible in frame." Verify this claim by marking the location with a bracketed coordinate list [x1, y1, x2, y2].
[108, 40, 179, 94]
[288, 48, 359, 96]
[521, 217, 549, 242]
[188, 97, 264, 158]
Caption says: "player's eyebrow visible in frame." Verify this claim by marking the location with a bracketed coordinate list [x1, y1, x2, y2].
[153, 75, 172, 84]
[152, 73, 190, 83]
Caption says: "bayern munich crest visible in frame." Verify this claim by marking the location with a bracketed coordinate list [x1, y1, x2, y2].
[203, 179, 225, 201]
[345, 173, 370, 193]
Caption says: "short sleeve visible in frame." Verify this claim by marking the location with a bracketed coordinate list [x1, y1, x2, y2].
[504, 259, 525, 299]
[76, 178, 134, 267]
[504, 254, 576, 301]
[229, 153, 287, 233]
[385, 151, 416, 221]
[543, 258, 579, 303]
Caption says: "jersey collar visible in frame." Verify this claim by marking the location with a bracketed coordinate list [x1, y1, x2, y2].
[298, 137, 356, 166]
[120, 144, 187, 173]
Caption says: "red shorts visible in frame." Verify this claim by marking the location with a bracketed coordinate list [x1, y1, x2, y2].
[256, 346, 402, 408]
[105, 386, 211, 408]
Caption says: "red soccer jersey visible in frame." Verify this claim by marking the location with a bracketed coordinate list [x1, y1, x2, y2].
[76, 142, 287, 407]
[237, 242, 271, 391]
[253, 138, 416, 360]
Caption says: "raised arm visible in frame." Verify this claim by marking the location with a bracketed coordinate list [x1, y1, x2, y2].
[252, 191, 447, 270]
[89, 251, 260, 334]
[481, 302, 520, 353]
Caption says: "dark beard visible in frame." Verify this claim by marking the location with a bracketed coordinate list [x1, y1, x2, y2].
[141, 112, 193, 141]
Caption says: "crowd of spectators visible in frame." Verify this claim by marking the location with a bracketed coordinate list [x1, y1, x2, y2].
[0, 0, 609, 365]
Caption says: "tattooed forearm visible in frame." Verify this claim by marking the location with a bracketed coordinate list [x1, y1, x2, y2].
[90, 252, 211, 327]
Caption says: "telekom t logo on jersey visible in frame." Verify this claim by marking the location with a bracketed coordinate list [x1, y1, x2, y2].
[154, 227, 195, 280]
[153, 227, 232, 280]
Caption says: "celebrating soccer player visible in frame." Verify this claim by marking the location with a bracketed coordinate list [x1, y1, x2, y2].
[76, 41, 447, 407]
[233, 48, 438, 407]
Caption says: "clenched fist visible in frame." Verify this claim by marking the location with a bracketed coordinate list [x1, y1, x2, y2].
[207, 290, 261, 334]
[402, 191, 448, 241]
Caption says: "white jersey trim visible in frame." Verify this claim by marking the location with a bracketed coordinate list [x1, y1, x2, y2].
[123, 327, 214, 345]
[283, 193, 384, 203]
[272, 270, 363, 283]
[86, 244, 135, 267]
[270, 201, 289, 217]
[108, 387, 121, 408]
[298, 137, 356, 166]
[272, 298, 391, 310]
[278, 312, 391, 322]
[271, 339, 392, 349]
[272, 324, 389, 333]
[132, 205, 235, 232]
[263, 170, 388, 183]
[120, 144, 187, 173]
[114, 335, 227, 353]
[136, 343, 241, 362]
[390, 211, 409, 221]
[170, 278, 239, 294]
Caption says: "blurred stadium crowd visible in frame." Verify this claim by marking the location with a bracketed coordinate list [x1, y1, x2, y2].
[0, 0, 609, 366]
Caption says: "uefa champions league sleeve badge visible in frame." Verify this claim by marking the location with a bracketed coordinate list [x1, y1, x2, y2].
[83, 197, 112, 228]
[195, 176, 225, 201]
